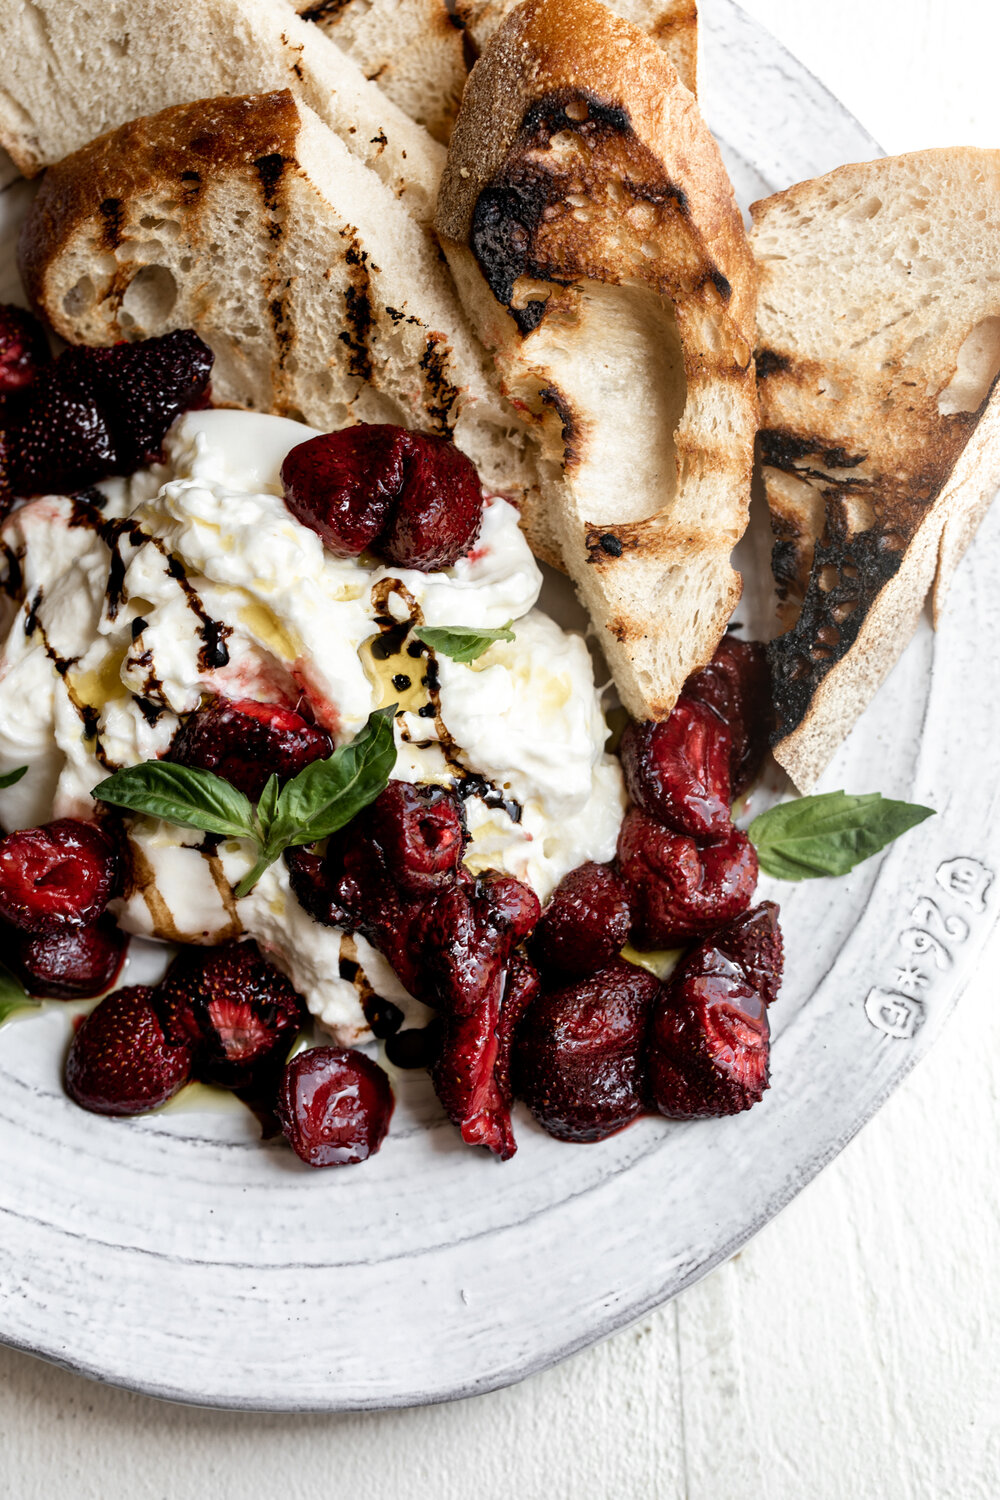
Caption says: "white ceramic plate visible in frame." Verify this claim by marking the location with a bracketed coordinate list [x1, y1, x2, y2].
[2, 0, 998, 1413]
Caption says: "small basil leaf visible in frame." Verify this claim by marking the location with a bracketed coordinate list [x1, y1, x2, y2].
[748, 790, 934, 881]
[0, 766, 28, 790]
[93, 761, 257, 841]
[0, 960, 38, 1026]
[267, 705, 398, 852]
[256, 773, 281, 840]
[413, 621, 515, 664]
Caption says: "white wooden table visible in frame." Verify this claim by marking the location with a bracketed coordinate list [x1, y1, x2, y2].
[2, 2, 999, 1494]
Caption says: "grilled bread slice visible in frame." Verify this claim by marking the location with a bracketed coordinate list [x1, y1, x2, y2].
[294, 0, 698, 144]
[0, 0, 443, 223]
[436, 0, 757, 722]
[753, 149, 1000, 790]
[19, 91, 540, 510]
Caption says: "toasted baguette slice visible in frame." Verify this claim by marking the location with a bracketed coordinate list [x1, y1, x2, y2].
[295, 0, 697, 144]
[752, 149, 1000, 790]
[20, 92, 540, 510]
[436, 0, 757, 721]
[0, 0, 443, 222]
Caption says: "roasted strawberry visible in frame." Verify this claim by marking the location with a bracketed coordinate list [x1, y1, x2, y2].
[368, 780, 465, 894]
[431, 964, 512, 1157]
[9, 372, 118, 494]
[337, 828, 432, 998]
[514, 958, 661, 1143]
[282, 423, 483, 572]
[684, 636, 773, 798]
[284, 845, 354, 929]
[617, 809, 758, 948]
[159, 940, 306, 1087]
[647, 940, 770, 1119]
[620, 698, 732, 839]
[715, 901, 784, 1005]
[167, 696, 332, 801]
[420, 871, 540, 1014]
[9, 917, 127, 999]
[0, 818, 119, 934]
[377, 430, 483, 571]
[7, 330, 212, 495]
[69, 331, 213, 470]
[277, 1046, 393, 1167]
[493, 951, 540, 1108]
[530, 861, 631, 977]
[65, 985, 192, 1116]
[0, 304, 50, 398]
[281, 425, 408, 556]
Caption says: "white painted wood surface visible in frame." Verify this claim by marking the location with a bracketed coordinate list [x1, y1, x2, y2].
[2, 0, 1000, 1492]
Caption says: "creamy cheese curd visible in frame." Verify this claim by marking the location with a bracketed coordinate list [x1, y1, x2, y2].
[0, 410, 626, 1041]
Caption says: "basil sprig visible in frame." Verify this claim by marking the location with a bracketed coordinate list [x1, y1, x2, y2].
[93, 705, 397, 898]
[413, 621, 515, 663]
[0, 766, 27, 790]
[0, 961, 38, 1026]
[748, 790, 934, 881]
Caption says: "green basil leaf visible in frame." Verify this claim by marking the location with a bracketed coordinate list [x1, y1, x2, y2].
[93, 761, 257, 841]
[0, 765, 27, 790]
[413, 621, 515, 663]
[748, 790, 934, 881]
[256, 773, 281, 840]
[267, 705, 398, 853]
[0, 960, 37, 1025]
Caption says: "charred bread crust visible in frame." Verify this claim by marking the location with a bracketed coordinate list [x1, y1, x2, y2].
[436, 0, 757, 723]
[752, 148, 1000, 788]
[19, 92, 302, 313]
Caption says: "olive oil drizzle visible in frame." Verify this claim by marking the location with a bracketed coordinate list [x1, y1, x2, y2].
[369, 578, 523, 824]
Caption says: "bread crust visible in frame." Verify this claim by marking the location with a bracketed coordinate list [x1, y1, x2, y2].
[436, 0, 757, 722]
[295, 0, 698, 144]
[19, 91, 543, 512]
[752, 148, 1000, 788]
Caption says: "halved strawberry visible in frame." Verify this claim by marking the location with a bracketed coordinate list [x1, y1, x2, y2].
[65, 985, 192, 1116]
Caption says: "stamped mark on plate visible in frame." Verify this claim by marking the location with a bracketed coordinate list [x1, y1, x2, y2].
[863, 857, 994, 1038]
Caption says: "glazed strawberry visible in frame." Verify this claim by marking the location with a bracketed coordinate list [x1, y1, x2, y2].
[7, 330, 213, 495]
[530, 861, 631, 977]
[620, 698, 732, 839]
[167, 696, 333, 800]
[336, 828, 432, 998]
[9, 373, 118, 494]
[281, 425, 407, 555]
[368, 780, 465, 894]
[647, 940, 770, 1119]
[284, 845, 354, 929]
[684, 636, 773, 798]
[513, 958, 661, 1143]
[159, 940, 306, 1087]
[430, 952, 539, 1159]
[0, 818, 119, 934]
[65, 985, 192, 1116]
[493, 951, 540, 1107]
[715, 900, 784, 1005]
[420, 871, 541, 1014]
[377, 430, 483, 571]
[617, 809, 758, 948]
[282, 423, 483, 572]
[69, 330, 214, 470]
[277, 1046, 393, 1167]
[9, 917, 127, 999]
[0, 304, 50, 398]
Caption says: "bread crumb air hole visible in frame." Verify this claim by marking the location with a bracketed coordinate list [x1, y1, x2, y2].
[120, 264, 178, 327]
[63, 276, 94, 317]
[938, 317, 1000, 415]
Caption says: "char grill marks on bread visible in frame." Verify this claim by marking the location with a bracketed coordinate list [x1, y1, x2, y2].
[436, 0, 757, 722]
[18, 91, 541, 511]
[752, 149, 1000, 790]
[0, 0, 442, 223]
[293, 0, 698, 145]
